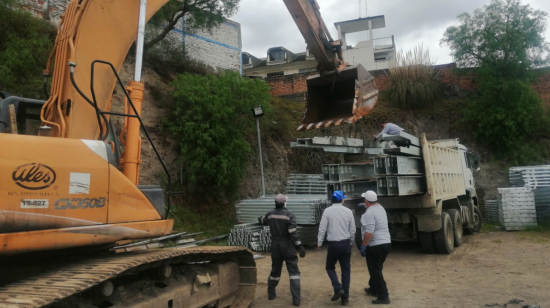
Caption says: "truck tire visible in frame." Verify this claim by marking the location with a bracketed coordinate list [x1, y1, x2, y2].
[447, 209, 463, 247]
[434, 212, 454, 254]
[355, 228, 362, 250]
[419, 232, 435, 253]
[465, 206, 483, 234]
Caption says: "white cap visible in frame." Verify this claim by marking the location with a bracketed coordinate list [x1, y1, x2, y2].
[361, 190, 377, 202]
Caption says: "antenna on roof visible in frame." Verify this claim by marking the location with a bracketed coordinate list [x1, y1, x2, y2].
[359, 0, 361, 18]
[365, 0, 368, 17]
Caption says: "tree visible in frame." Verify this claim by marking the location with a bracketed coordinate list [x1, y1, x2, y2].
[441, 0, 550, 77]
[163, 71, 270, 201]
[441, 0, 550, 162]
[144, 0, 240, 50]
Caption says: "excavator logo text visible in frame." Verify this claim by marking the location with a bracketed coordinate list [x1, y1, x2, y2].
[12, 163, 57, 190]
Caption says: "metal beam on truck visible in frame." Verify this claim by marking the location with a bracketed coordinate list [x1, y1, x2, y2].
[383, 146, 422, 157]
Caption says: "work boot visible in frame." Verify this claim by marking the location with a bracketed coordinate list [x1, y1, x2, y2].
[268, 287, 276, 300]
[341, 298, 350, 306]
[331, 288, 345, 301]
[293, 299, 301, 306]
[364, 287, 377, 297]
[372, 298, 391, 305]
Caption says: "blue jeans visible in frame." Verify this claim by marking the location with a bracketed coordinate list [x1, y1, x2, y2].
[325, 240, 351, 300]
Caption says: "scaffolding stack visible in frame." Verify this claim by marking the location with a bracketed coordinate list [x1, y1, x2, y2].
[228, 223, 320, 252]
[509, 166, 550, 188]
[534, 187, 550, 223]
[484, 200, 499, 223]
[497, 187, 538, 231]
[235, 195, 331, 225]
[286, 174, 327, 195]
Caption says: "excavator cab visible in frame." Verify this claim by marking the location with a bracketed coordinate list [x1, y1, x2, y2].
[297, 64, 379, 131]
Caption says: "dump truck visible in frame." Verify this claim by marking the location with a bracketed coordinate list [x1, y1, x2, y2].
[291, 132, 482, 254]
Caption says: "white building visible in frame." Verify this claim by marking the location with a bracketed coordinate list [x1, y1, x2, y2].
[244, 15, 395, 78]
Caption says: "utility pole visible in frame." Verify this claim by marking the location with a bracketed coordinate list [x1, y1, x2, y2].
[251, 105, 266, 197]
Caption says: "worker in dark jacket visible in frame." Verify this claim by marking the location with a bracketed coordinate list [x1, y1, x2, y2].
[258, 194, 306, 307]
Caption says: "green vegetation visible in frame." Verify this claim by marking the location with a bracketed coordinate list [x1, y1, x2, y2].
[0, 0, 56, 98]
[481, 222, 502, 233]
[162, 71, 270, 202]
[442, 0, 550, 164]
[170, 205, 235, 242]
[385, 44, 442, 110]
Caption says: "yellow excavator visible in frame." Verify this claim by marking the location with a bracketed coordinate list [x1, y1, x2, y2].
[0, 0, 378, 307]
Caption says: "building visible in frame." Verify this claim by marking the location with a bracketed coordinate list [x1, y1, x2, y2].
[243, 15, 396, 78]
[167, 18, 242, 73]
[19, 0, 243, 73]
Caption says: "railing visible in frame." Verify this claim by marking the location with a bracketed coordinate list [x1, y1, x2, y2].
[374, 36, 395, 50]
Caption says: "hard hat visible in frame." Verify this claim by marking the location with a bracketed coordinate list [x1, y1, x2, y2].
[274, 194, 288, 203]
[361, 190, 378, 202]
[331, 190, 347, 201]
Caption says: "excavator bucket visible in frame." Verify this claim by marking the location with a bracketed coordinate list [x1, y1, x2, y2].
[297, 64, 378, 131]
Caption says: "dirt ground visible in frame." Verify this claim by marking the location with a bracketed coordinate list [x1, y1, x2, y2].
[249, 231, 550, 308]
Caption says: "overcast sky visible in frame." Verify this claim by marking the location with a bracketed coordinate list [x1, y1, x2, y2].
[231, 0, 550, 65]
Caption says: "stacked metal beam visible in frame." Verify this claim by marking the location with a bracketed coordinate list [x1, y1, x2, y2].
[484, 200, 499, 223]
[534, 187, 550, 223]
[235, 195, 331, 225]
[497, 187, 538, 230]
[228, 223, 320, 252]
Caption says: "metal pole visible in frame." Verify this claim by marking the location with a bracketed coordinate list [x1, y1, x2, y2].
[256, 117, 266, 197]
[134, 0, 147, 82]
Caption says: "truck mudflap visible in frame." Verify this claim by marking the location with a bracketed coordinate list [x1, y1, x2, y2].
[0, 246, 256, 308]
[297, 64, 378, 131]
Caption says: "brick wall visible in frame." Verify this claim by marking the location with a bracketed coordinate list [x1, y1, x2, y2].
[266, 63, 550, 105]
[266, 73, 316, 99]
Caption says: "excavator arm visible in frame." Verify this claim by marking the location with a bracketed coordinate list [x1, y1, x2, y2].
[281, 0, 346, 75]
[281, 0, 379, 131]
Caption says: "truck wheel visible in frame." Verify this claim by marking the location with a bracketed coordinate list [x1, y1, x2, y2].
[355, 228, 362, 250]
[434, 212, 454, 254]
[447, 209, 463, 247]
[465, 206, 483, 234]
[419, 232, 435, 253]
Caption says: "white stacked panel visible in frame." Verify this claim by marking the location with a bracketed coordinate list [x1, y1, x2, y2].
[497, 187, 537, 231]
[509, 165, 550, 188]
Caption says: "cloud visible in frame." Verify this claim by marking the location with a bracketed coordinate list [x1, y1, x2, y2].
[231, 0, 550, 64]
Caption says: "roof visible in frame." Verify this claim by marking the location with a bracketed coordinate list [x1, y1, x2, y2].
[334, 15, 385, 33]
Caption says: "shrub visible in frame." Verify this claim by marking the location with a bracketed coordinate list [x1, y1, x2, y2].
[162, 71, 270, 201]
[0, 1, 56, 98]
[462, 67, 550, 164]
[386, 44, 442, 110]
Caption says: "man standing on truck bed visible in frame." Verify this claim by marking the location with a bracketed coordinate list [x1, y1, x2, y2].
[258, 194, 306, 307]
[374, 122, 404, 140]
[359, 190, 392, 305]
[317, 190, 355, 306]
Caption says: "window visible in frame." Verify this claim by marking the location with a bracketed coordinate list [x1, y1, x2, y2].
[267, 71, 284, 77]
[299, 67, 317, 73]
[242, 54, 250, 65]
[269, 51, 286, 61]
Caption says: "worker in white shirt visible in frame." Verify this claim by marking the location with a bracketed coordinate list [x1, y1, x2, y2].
[359, 190, 392, 305]
[374, 122, 404, 140]
[317, 190, 355, 306]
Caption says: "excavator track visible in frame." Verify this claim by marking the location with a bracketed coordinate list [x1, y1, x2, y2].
[0, 246, 256, 308]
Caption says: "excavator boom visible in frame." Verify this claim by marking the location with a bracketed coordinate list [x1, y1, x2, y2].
[282, 0, 379, 131]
